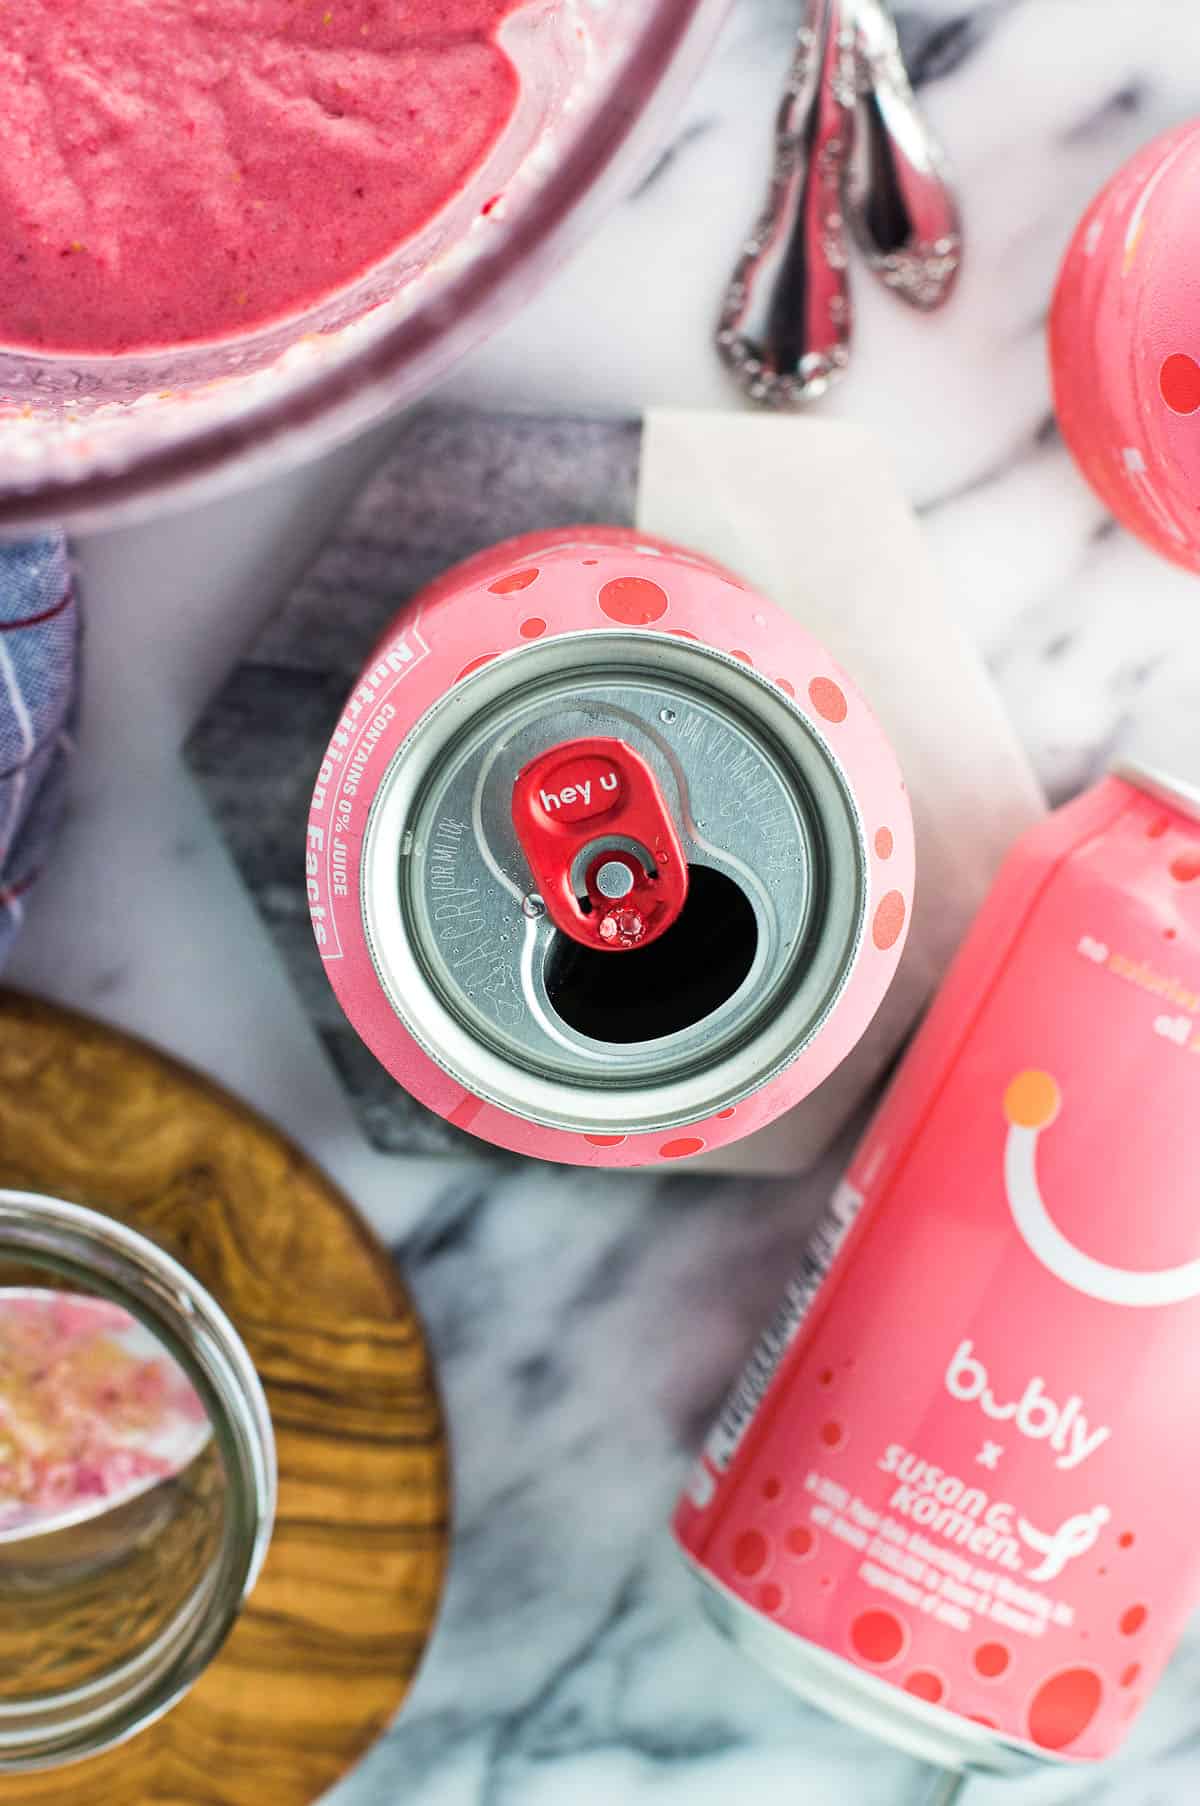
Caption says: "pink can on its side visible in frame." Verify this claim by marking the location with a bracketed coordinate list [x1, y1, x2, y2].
[307, 527, 913, 1167]
[675, 766, 1200, 1772]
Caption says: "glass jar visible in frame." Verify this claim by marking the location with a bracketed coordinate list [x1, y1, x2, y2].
[0, 1188, 276, 1771]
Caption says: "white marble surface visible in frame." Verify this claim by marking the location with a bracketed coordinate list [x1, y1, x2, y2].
[10, 1, 1200, 1801]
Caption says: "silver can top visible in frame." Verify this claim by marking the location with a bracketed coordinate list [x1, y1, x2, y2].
[362, 630, 867, 1135]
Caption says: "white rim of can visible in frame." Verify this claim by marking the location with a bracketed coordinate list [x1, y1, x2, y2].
[1112, 759, 1200, 823]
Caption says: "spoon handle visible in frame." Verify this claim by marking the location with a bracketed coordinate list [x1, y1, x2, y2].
[716, 0, 857, 406]
[845, 0, 962, 308]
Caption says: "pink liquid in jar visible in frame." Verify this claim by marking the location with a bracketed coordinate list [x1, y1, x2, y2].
[0, 0, 525, 354]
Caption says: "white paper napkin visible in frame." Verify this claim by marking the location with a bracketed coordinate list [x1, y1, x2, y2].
[637, 409, 1046, 1175]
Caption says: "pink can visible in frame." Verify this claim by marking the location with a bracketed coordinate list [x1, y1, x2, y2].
[306, 526, 912, 1166]
[1051, 120, 1200, 570]
[675, 765, 1200, 1772]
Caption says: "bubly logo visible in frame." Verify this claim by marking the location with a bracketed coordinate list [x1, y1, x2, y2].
[536, 758, 623, 824]
[1003, 1070, 1200, 1306]
[946, 1340, 1110, 1471]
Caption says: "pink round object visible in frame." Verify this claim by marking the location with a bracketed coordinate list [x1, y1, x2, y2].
[308, 527, 913, 1166]
[1051, 121, 1200, 570]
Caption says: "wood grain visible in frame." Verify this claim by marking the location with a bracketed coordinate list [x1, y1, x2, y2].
[0, 990, 448, 1806]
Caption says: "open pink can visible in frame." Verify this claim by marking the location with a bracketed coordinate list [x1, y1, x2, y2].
[307, 526, 912, 1166]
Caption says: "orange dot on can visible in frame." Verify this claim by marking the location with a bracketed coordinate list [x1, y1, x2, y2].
[731, 648, 753, 665]
[850, 1608, 906, 1667]
[455, 653, 499, 683]
[786, 1526, 815, 1558]
[974, 1642, 1011, 1680]
[1170, 850, 1200, 882]
[808, 676, 848, 723]
[1120, 1604, 1148, 1636]
[1147, 815, 1170, 839]
[488, 567, 539, 594]
[820, 1420, 844, 1448]
[1003, 1069, 1061, 1130]
[584, 1134, 627, 1147]
[818, 1367, 834, 1386]
[762, 1476, 782, 1501]
[1119, 1531, 1136, 1549]
[669, 628, 699, 640]
[968, 1715, 998, 1730]
[732, 1529, 769, 1577]
[1027, 1667, 1103, 1751]
[903, 1670, 945, 1705]
[1160, 352, 1200, 415]
[872, 891, 907, 951]
[760, 1582, 785, 1614]
[599, 576, 668, 625]
[874, 827, 894, 860]
[774, 676, 796, 697]
[716, 1106, 736, 1120]
[519, 616, 547, 639]
[1121, 1663, 1141, 1688]
[660, 1136, 705, 1159]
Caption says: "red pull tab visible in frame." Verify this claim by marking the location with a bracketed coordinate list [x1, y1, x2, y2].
[512, 736, 689, 952]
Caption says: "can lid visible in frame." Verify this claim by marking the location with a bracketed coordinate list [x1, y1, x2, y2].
[1112, 759, 1200, 823]
[362, 629, 869, 1136]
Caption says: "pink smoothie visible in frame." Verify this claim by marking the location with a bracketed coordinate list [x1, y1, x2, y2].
[0, 0, 524, 354]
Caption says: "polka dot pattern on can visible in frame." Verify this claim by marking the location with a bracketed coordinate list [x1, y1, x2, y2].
[808, 677, 848, 723]
[850, 1609, 907, 1667]
[1027, 1667, 1103, 1751]
[455, 653, 499, 683]
[488, 567, 540, 594]
[872, 891, 906, 951]
[732, 1529, 769, 1578]
[599, 576, 668, 625]
[1160, 353, 1200, 415]
[660, 1137, 705, 1160]
[973, 1642, 1011, 1680]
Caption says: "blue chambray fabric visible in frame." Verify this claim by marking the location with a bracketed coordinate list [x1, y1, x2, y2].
[0, 536, 79, 964]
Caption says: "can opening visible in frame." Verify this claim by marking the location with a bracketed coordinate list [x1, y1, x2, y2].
[544, 864, 758, 1043]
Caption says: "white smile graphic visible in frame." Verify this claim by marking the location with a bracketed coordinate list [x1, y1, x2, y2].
[1004, 1071, 1200, 1307]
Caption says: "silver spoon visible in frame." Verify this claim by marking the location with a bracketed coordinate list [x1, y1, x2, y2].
[844, 0, 962, 308]
[715, 0, 858, 406]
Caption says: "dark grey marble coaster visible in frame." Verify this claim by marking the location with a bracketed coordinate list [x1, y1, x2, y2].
[186, 406, 640, 1155]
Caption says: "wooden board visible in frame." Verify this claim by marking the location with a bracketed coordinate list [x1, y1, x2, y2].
[0, 990, 448, 1806]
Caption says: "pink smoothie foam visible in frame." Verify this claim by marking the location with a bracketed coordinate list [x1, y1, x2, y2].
[0, 0, 523, 354]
